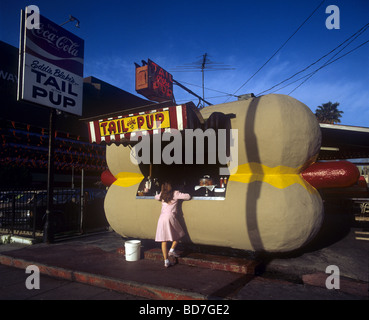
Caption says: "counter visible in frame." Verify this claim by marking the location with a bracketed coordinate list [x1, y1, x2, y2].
[136, 196, 225, 200]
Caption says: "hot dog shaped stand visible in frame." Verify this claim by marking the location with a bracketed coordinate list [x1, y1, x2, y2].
[87, 94, 359, 253]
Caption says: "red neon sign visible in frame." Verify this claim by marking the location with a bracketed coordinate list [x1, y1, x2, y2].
[135, 59, 174, 103]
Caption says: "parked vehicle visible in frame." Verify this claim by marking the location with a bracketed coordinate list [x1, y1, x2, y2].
[0, 189, 76, 233]
[0, 188, 107, 235]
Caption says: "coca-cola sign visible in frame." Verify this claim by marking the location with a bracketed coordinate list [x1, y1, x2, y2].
[26, 21, 84, 76]
[18, 7, 84, 116]
[31, 26, 81, 57]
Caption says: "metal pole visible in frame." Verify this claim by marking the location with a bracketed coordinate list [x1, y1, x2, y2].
[43, 108, 55, 243]
[79, 168, 84, 234]
[202, 68, 204, 108]
[11, 193, 15, 236]
[71, 166, 74, 189]
[172, 79, 212, 107]
[201, 53, 207, 108]
[32, 192, 37, 239]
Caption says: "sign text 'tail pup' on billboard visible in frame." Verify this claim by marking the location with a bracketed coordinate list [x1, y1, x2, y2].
[18, 7, 84, 116]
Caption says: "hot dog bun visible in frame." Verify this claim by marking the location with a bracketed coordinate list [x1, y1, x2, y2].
[104, 94, 325, 252]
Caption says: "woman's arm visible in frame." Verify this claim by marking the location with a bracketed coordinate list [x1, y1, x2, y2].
[174, 191, 191, 200]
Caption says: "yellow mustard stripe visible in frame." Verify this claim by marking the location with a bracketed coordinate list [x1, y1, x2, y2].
[113, 172, 144, 187]
[229, 163, 314, 192]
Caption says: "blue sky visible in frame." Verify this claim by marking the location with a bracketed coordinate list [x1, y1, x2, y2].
[1, 0, 368, 126]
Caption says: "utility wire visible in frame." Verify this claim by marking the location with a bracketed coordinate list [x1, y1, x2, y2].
[171, 53, 235, 107]
[176, 32, 369, 104]
[259, 38, 369, 95]
[175, 79, 236, 97]
[257, 22, 369, 96]
[288, 38, 369, 94]
[176, 94, 231, 104]
[224, 0, 326, 102]
[288, 25, 369, 94]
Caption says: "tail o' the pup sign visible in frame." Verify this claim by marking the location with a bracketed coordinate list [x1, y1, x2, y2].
[18, 6, 84, 116]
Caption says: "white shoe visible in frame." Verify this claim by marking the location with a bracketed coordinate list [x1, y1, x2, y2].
[168, 250, 180, 258]
[164, 259, 174, 268]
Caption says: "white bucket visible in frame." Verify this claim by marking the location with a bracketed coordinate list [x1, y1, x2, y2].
[124, 240, 141, 261]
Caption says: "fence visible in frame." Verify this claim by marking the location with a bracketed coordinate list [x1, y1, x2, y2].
[0, 187, 108, 239]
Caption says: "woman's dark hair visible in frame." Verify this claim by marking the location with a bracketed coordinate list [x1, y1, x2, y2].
[159, 182, 174, 203]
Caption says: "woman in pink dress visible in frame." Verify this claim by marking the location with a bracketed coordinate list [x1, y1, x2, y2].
[155, 182, 191, 268]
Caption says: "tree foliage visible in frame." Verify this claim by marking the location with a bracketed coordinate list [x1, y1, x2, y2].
[315, 101, 343, 124]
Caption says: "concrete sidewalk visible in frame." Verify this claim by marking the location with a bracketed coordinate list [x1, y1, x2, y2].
[0, 263, 148, 300]
[0, 227, 368, 300]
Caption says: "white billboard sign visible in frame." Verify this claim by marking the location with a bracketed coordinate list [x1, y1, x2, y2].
[18, 7, 84, 116]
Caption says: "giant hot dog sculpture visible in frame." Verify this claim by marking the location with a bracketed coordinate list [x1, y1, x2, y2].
[100, 94, 359, 253]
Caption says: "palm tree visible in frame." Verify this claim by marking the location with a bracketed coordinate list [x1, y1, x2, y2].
[315, 102, 343, 124]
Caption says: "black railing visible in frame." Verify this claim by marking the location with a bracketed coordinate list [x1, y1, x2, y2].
[0, 187, 108, 239]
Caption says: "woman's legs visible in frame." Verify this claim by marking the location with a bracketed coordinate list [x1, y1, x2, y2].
[161, 241, 168, 260]
[162, 240, 178, 259]
[170, 240, 178, 251]
[162, 240, 179, 266]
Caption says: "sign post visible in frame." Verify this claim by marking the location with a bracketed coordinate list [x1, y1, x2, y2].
[44, 108, 56, 243]
[18, 7, 84, 242]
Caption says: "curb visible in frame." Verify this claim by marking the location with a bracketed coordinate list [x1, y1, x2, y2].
[117, 247, 261, 275]
[302, 272, 368, 298]
[0, 254, 208, 300]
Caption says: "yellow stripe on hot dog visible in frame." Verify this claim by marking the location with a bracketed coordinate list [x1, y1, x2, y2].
[113, 172, 144, 187]
[229, 162, 315, 192]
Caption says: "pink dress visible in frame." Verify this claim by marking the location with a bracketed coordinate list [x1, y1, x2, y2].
[155, 191, 191, 242]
